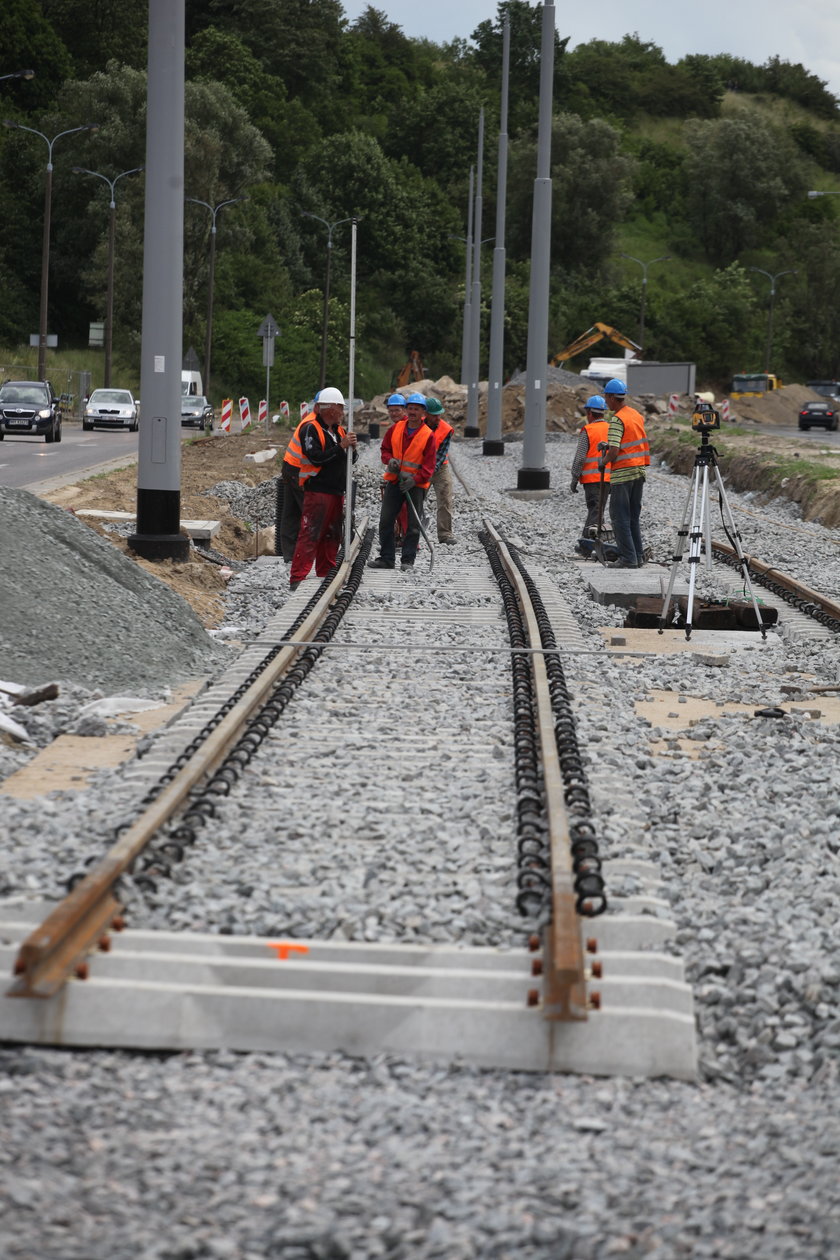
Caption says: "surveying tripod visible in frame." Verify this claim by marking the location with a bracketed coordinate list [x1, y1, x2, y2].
[658, 424, 767, 641]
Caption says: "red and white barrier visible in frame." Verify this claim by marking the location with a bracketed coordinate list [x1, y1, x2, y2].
[299, 401, 309, 420]
[279, 400, 290, 419]
[220, 398, 232, 433]
[239, 397, 251, 431]
[668, 393, 680, 417]
[258, 399, 267, 427]
[719, 399, 730, 422]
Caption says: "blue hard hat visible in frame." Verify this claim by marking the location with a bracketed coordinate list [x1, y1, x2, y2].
[386, 393, 406, 407]
[406, 392, 426, 406]
[604, 378, 627, 396]
[585, 394, 606, 411]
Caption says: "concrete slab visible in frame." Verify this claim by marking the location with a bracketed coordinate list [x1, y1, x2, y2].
[598, 627, 781, 656]
[75, 509, 220, 541]
[585, 564, 687, 608]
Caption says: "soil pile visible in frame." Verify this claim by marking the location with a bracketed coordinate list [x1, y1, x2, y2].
[730, 383, 825, 425]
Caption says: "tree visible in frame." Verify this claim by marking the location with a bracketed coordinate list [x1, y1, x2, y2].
[1, 0, 73, 112]
[38, 0, 147, 76]
[653, 264, 762, 383]
[471, 1, 569, 135]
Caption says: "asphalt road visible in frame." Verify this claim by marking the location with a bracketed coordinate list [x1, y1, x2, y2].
[0, 422, 207, 492]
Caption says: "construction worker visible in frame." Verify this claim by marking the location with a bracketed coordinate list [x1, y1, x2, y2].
[569, 395, 611, 534]
[601, 378, 650, 568]
[385, 393, 410, 542]
[279, 391, 319, 562]
[424, 397, 456, 543]
[368, 392, 436, 570]
[289, 387, 357, 587]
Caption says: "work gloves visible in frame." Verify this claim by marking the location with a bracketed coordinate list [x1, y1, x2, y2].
[399, 471, 415, 493]
[569, 479, 579, 494]
[387, 457, 401, 474]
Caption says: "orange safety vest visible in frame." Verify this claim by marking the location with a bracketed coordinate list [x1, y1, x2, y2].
[297, 417, 347, 485]
[430, 418, 454, 464]
[579, 420, 611, 484]
[611, 406, 650, 471]
[283, 412, 314, 469]
[384, 420, 434, 489]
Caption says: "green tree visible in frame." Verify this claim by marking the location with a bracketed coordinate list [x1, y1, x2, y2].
[652, 264, 762, 383]
[38, 0, 147, 76]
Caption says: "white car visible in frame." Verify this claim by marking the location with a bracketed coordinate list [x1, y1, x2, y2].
[83, 388, 139, 432]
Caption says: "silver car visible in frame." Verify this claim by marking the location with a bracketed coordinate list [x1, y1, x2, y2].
[83, 388, 139, 432]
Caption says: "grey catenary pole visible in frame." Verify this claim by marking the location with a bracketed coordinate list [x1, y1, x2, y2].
[128, 0, 188, 561]
[343, 219, 359, 555]
[484, 17, 511, 457]
[464, 109, 484, 438]
[518, 0, 555, 490]
[459, 167, 474, 388]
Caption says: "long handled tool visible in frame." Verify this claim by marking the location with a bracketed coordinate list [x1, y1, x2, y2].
[593, 442, 609, 566]
[402, 486, 435, 572]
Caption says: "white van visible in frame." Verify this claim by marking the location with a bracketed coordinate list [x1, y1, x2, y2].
[181, 370, 203, 396]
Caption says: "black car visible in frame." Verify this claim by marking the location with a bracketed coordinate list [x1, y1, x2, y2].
[0, 380, 63, 442]
[798, 401, 839, 431]
[180, 394, 214, 431]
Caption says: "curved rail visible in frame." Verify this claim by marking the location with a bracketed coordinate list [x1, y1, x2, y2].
[712, 540, 840, 631]
[8, 521, 370, 999]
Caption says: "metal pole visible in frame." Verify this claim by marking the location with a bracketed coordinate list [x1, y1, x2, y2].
[320, 234, 332, 391]
[460, 167, 474, 387]
[343, 219, 358, 554]
[621, 254, 670, 353]
[465, 110, 484, 437]
[484, 17, 510, 457]
[38, 162, 52, 381]
[129, 0, 188, 562]
[749, 267, 797, 375]
[105, 196, 116, 386]
[518, 1, 555, 490]
[205, 221, 216, 398]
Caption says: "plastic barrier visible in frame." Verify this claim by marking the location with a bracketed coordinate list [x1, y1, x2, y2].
[220, 398, 232, 433]
[239, 397, 251, 432]
[719, 399, 730, 422]
[668, 393, 680, 417]
[258, 399, 268, 427]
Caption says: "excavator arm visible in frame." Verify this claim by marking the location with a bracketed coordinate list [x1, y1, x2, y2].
[395, 350, 425, 389]
[551, 322, 642, 366]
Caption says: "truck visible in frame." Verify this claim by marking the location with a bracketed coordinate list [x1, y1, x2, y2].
[181, 370, 203, 396]
[580, 359, 696, 396]
[730, 372, 782, 399]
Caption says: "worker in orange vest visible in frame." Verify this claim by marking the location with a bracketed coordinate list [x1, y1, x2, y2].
[602, 378, 650, 568]
[424, 397, 456, 543]
[569, 394, 611, 534]
[279, 392, 319, 562]
[368, 392, 436, 570]
[289, 387, 357, 586]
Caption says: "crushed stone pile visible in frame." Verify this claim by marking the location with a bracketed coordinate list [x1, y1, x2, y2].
[0, 488, 229, 692]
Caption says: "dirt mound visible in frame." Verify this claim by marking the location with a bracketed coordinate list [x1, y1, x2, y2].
[730, 384, 826, 426]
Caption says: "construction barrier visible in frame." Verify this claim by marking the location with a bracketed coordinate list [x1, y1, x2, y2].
[719, 399, 730, 422]
[668, 393, 680, 417]
[279, 400, 290, 420]
[220, 398, 232, 433]
[258, 399, 268, 428]
[299, 401, 308, 420]
[239, 397, 251, 432]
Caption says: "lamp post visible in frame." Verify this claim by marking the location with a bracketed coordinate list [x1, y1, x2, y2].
[620, 253, 671, 351]
[3, 120, 99, 380]
[0, 70, 35, 83]
[73, 165, 143, 386]
[749, 266, 797, 375]
[807, 190, 840, 198]
[186, 195, 247, 400]
[301, 211, 353, 390]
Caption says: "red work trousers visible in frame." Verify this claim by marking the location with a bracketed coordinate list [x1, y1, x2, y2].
[290, 490, 344, 582]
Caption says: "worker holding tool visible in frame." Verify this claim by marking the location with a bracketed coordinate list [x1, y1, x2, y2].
[368, 392, 436, 570]
[278, 391, 319, 562]
[602, 378, 650, 568]
[289, 387, 357, 586]
[423, 397, 456, 543]
[569, 394, 611, 534]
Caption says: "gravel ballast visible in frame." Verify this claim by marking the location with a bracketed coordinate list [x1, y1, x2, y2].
[1, 437, 838, 1259]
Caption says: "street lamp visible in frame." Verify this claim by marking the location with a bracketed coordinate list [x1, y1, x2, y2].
[749, 266, 797, 375]
[301, 211, 353, 390]
[0, 70, 35, 83]
[186, 195, 248, 401]
[73, 165, 143, 386]
[3, 119, 99, 380]
[807, 190, 840, 198]
[620, 253, 671, 350]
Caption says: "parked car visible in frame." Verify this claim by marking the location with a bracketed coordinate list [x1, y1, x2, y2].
[180, 394, 214, 431]
[0, 380, 62, 442]
[798, 401, 839, 431]
[82, 388, 139, 432]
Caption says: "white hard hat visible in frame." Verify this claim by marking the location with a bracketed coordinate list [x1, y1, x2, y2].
[317, 386, 345, 406]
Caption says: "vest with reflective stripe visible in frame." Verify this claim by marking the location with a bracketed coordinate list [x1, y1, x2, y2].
[431, 418, 454, 455]
[580, 420, 611, 484]
[298, 418, 347, 485]
[384, 420, 434, 489]
[611, 406, 650, 471]
[283, 412, 314, 469]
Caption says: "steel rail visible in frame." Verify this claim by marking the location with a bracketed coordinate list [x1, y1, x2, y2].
[9, 523, 369, 999]
[482, 520, 587, 1022]
[711, 540, 840, 623]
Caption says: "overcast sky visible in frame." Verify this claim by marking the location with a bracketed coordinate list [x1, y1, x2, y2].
[340, 1, 840, 98]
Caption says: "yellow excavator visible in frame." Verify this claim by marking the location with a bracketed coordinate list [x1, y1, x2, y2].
[395, 350, 425, 389]
[551, 322, 642, 366]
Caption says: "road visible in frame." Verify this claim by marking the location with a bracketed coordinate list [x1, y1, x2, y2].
[0, 422, 205, 492]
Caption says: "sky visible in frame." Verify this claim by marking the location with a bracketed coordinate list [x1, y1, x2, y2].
[339, 0, 840, 99]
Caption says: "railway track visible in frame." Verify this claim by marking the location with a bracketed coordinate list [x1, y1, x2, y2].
[0, 503, 696, 1079]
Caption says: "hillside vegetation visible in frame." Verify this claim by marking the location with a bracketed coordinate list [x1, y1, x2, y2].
[3, 1, 840, 401]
